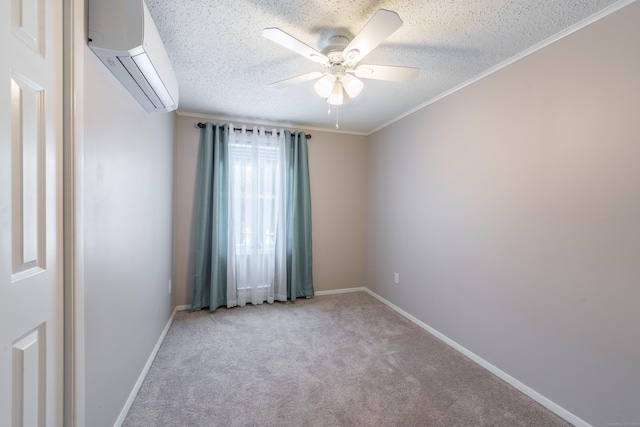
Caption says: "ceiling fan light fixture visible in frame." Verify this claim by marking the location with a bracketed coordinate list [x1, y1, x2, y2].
[314, 74, 337, 98]
[341, 74, 364, 98]
[327, 81, 344, 105]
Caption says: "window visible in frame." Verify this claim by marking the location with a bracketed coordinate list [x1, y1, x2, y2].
[227, 128, 286, 294]
[229, 138, 282, 255]
[190, 122, 314, 311]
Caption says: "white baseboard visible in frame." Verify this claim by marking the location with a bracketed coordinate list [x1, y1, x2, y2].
[314, 287, 366, 296]
[114, 307, 178, 427]
[363, 288, 591, 427]
[176, 304, 191, 311]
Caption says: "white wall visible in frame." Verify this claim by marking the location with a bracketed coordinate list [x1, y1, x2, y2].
[366, 3, 640, 426]
[173, 116, 368, 307]
[83, 45, 175, 426]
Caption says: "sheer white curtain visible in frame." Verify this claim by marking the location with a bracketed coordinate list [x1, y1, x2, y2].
[226, 125, 287, 307]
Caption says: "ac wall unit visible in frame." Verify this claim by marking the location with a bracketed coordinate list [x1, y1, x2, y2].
[88, 0, 179, 112]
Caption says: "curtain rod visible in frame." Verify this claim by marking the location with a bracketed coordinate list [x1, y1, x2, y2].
[197, 122, 311, 139]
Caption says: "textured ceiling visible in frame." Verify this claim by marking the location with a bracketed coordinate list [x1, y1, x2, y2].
[146, 0, 625, 134]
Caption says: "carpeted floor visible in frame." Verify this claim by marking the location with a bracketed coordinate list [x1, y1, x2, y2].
[123, 292, 571, 426]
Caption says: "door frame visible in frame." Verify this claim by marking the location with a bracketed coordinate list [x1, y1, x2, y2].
[63, 0, 85, 425]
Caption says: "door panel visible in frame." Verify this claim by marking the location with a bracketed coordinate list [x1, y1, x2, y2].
[1, 0, 63, 424]
[11, 71, 46, 281]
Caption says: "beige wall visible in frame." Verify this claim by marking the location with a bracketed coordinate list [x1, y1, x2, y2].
[83, 45, 175, 426]
[366, 3, 640, 426]
[173, 116, 368, 306]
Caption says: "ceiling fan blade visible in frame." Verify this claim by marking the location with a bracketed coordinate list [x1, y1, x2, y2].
[354, 65, 419, 82]
[343, 9, 403, 64]
[268, 72, 325, 89]
[262, 28, 329, 64]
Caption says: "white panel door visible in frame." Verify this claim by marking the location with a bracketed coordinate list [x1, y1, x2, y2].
[0, 0, 63, 424]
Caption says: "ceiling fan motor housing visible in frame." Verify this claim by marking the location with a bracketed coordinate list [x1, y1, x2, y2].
[322, 35, 349, 64]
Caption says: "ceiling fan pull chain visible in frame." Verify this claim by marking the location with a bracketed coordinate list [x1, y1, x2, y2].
[336, 105, 340, 129]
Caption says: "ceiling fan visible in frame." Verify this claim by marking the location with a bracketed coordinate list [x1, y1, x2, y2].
[262, 9, 419, 107]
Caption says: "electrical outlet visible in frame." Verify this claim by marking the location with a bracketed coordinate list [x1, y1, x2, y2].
[169, 279, 172, 293]
[394, 273, 400, 284]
